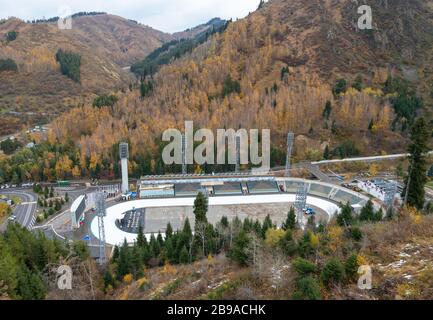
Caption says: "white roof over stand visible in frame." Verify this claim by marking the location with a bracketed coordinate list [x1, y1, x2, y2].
[71, 195, 86, 213]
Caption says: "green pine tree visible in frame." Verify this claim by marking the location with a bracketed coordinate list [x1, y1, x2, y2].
[345, 254, 360, 281]
[54, 199, 62, 212]
[179, 246, 189, 264]
[282, 207, 297, 231]
[298, 232, 314, 258]
[130, 245, 143, 279]
[322, 101, 332, 120]
[149, 234, 160, 257]
[279, 229, 297, 256]
[323, 145, 330, 160]
[337, 203, 354, 227]
[112, 246, 120, 263]
[166, 223, 173, 238]
[261, 215, 273, 238]
[292, 276, 322, 300]
[359, 200, 375, 221]
[137, 225, 146, 248]
[164, 237, 175, 263]
[16, 265, 46, 300]
[228, 230, 250, 266]
[321, 259, 345, 288]
[117, 239, 132, 279]
[403, 118, 430, 209]
[193, 192, 208, 225]
[374, 208, 383, 221]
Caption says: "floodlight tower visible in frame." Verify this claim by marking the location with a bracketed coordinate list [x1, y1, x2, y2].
[294, 182, 308, 228]
[384, 181, 397, 208]
[235, 134, 241, 173]
[285, 133, 295, 177]
[182, 134, 187, 174]
[119, 142, 129, 194]
[96, 192, 107, 266]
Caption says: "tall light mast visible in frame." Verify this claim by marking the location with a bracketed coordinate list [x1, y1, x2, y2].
[285, 133, 295, 177]
[96, 192, 107, 266]
[119, 142, 129, 194]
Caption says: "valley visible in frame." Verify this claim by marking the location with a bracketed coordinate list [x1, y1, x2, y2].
[0, 0, 432, 304]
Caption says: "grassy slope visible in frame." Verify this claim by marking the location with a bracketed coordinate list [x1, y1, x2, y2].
[110, 212, 433, 300]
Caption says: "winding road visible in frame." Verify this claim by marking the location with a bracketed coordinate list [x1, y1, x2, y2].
[1, 189, 37, 229]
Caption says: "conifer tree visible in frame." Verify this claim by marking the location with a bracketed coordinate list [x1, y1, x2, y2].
[337, 203, 354, 227]
[193, 192, 208, 224]
[323, 145, 330, 160]
[403, 118, 429, 209]
[228, 230, 250, 266]
[179, 246, 189, 264]
[166, 223, 173, 239]
[131, 245, 143, 279]
[359, 200, 375, 221]
[282, 207, 297, 231]
[165, 237, 175, 263]
[261, 215, 273, 238]
[117, 239, 132, 279]
[136, 225, 146, 248]
[279, 229, 297, 256]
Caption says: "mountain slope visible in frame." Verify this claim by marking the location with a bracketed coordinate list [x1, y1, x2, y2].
[2, 0, 432, 182]
[131, 18, 228, 77]
[172, 18, 227, 40]
[0, 14, 173, 135]
[46, 0, 433, 177]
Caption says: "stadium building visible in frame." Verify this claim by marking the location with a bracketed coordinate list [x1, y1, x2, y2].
[137, 173, 280, 199]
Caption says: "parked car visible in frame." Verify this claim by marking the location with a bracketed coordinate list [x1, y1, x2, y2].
[303, 208, 316, 216]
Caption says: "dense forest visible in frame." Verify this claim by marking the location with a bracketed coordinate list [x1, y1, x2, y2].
[55, 49, 81, 83]
[0, 12, 170, 136]
[0, 58, 18, 72]
[103, 191, 433, 300]
[5, 30, 17, 41]
[0, 0, 431, 184]
[131, 19, 228, 77]
[0, 224, 93, 300]
[28, 12, 106, 24]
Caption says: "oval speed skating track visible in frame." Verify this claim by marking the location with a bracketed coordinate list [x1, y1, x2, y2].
[91, 194, 341, 246]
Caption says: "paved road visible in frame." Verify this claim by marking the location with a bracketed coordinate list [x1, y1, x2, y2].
[425, 186, 433, 202]
[43, 186, 120, 241]
[303, 163, 334, 183]
[311, 151, 433, 166]
[1, 189, 37, 229]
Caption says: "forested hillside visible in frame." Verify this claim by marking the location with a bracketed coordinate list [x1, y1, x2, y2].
[0, 0, 432, 183]
[131, 18, 228, 77]
[0, 224, 101, 300]
[0, 14, 172, 135]
[102, 193, 433, 300]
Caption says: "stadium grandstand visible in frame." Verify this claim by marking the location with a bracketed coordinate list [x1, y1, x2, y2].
[137, 173, 279, 199]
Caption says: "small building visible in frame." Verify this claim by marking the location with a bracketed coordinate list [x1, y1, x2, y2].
[70, 195, 86, 229]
